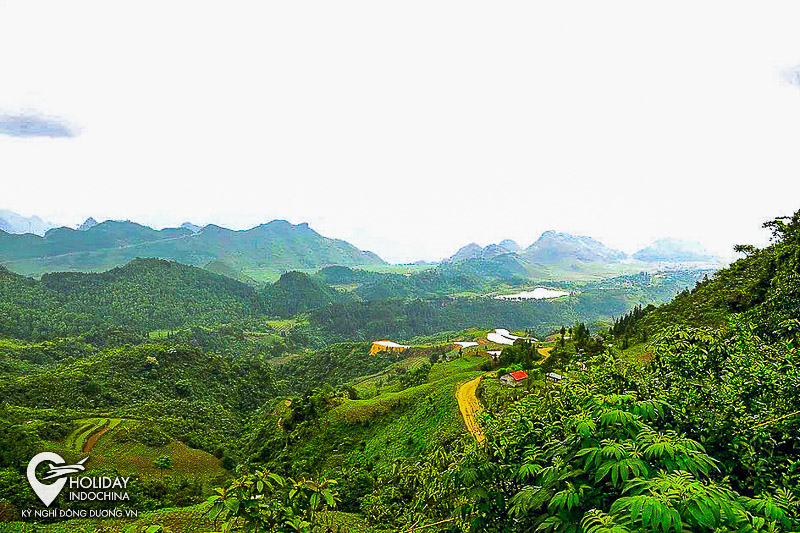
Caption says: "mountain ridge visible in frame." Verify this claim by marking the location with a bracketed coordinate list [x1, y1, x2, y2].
[0, 218, 386, 279]
[0, 210, 725, 279]
[523, 230, 627, 264]
[632, 237, 717, 263]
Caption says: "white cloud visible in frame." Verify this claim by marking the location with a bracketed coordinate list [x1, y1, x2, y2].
[0, 113, 78, 138]
[1, 1, 800, 262]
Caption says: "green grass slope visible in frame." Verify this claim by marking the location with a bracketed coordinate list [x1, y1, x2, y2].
[248, 351, 485, 476]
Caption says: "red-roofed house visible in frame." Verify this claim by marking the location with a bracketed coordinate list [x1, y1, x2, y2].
[500, 370, 528, 387]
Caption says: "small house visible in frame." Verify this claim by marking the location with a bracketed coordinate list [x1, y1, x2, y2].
[546, 372, 564, 381]
[500, 370, 528, 387]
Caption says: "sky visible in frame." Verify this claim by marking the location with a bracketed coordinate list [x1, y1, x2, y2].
[2, 2, 800, 263]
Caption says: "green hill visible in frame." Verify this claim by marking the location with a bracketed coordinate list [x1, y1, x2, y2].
[314, 265, 386, 286]
[245, 347, 484, 515]
[437, 253, 532, 284]
[0, 259, 263, 338]
[41, 258, 262, 329]
[260, 271, 352, 318]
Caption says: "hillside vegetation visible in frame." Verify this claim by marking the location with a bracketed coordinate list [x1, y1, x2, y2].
[6, 211, 800, 531]
[203, 209, 800, 531]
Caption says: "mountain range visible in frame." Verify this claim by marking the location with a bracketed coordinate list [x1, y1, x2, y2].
[0, 209, 724, 280]
[632, 237, 716, 263]
[444, 231, 721, 266]
[0, 217, 384, 280]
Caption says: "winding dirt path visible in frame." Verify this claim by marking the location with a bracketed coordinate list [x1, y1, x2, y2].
[82, 423, 111, 453]
[456, 343, 555, 444]
[538, 345, 554, 362]
[457, 376, 486, 444]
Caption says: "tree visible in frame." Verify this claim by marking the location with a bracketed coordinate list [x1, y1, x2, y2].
[459, 391, 797, 532]
[153, 455, 173, 481]
[207, 469, 338, 533]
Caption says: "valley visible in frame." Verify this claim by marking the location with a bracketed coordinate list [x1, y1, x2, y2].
[0, 210, 798, 532]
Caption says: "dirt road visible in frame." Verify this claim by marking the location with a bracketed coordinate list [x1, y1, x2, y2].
[456, 343, 555, 444]
[457, 376, 486, 444]
[82, 421, 114, 453]
[538, 345, 553, 362]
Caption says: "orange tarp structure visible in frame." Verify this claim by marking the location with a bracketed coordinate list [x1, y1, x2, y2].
[369, 340, 410, 356]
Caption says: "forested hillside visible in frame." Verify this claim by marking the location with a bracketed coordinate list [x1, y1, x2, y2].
[0, 259, 261, 338]
[307, 269, 705, 342]
[0, 250, 702, 347]
[260, 271, 352, 318]
[638, 213, 797, 334]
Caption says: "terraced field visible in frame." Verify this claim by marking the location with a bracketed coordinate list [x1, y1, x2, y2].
[50, 417, 230, 487]
[65, 418, 123, 453]
[87, 423, 227, 485]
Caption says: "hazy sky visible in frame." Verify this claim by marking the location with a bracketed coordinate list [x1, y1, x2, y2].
[2, 1, 800, 263]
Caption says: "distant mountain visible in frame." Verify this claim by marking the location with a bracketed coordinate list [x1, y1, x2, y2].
[438, 254, 532, 283]
[441, 232, 636, 280]
[633, 238, 716, 263]
[523, 230, 627, 264]
[0, 219, 385, 279]
[181, 222, 202, 233]
[446, 241, 520, 263]
[447, 243, 483, 262]
[77, 217, 98, 231]
[0, 209, 57, 236]
[499, 239, 522, 252]
[483, 244, 511, 257]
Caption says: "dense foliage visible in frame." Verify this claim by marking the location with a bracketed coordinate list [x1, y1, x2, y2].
[0, 259, 260, 338]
